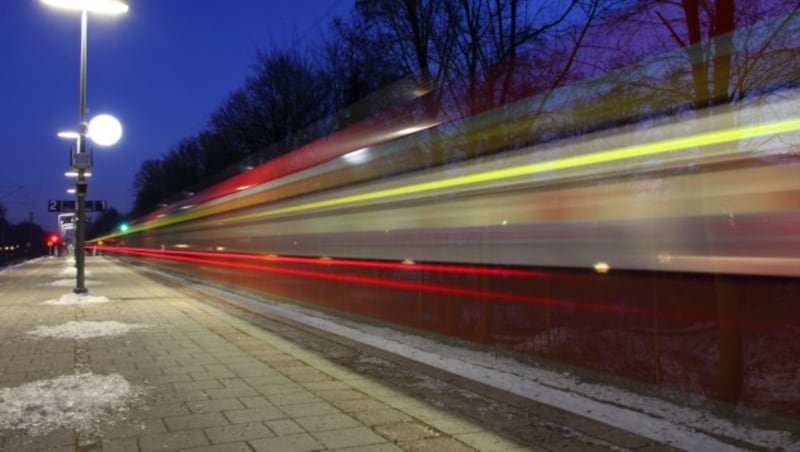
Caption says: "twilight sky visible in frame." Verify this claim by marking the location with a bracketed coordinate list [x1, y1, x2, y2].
[0, 0, 352, 228]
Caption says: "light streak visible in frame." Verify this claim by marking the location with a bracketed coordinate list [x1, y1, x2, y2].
[97, 115, 800, 239]
[225, 116, 800, 223]
[100, 246, 778, 328]
[342, 147, 370, 164]
[105, 246, 552, 277]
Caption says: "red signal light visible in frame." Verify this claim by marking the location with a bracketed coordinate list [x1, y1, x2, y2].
[49, 234, 61, 245]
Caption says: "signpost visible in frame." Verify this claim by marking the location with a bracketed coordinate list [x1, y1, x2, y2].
[48, 200, 107, 212]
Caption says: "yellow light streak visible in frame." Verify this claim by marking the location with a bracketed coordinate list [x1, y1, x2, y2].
[229, 117, 800, 223]
[96, 115, 800, 241]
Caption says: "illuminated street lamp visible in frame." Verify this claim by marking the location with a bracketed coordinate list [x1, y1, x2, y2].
[42, 0, 128, 294]
[88, 114, 122, 145]
[42, 0, 128, 14]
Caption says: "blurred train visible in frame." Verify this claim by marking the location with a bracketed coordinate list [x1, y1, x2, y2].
[94, 8, 800, 421]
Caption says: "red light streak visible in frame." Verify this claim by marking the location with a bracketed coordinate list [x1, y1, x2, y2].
[97, 246, 767, 329]
[103, 246, 554, 278]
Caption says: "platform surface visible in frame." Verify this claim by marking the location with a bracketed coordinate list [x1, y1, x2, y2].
[0, 256, 670, 451]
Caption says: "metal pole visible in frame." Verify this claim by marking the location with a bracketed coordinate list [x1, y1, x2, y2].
[74, 8, 88, 294]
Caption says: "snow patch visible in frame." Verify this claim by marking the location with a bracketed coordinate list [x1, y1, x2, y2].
[26, 321, 151, 340]
[49, 279, 107, 287]
[0, 372, 144, 436]
[42, 293, 110, 306]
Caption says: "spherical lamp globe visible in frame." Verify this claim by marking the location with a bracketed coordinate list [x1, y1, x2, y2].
[88, 114, 122, 146]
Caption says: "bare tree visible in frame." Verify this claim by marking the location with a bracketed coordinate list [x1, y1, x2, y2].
[209, 49, 330, 159]
[583, 0, 800, 404]
[131, 159, 168, 217]
[351, 0, 454, 93]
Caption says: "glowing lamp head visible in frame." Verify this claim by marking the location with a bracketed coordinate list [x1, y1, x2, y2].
[88, 114, 122, 146]
[41, 0, 129, 15]
[57, 130, 80, 139]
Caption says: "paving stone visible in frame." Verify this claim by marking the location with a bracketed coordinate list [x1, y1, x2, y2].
[164, 412, 230, 431]
[341, 444, 408, 452]
[204, 385, 259, 399]
[317, 388, 366, 402]
[279, 401, 340, 418]
[204, 422, 274, 444]
[264, 418, 305, 436]
[351, 408, 413, 427]
[225, 362, 276, 378]
[224, 406, 286, 424]
[399, 436, 477, 452]
[163, 364, 208, 375]
[293, 412, 361, 432]
[187, 397, 247, 414]
[248, 433, 324, 451]
[144, 372, 194, 384]
[238, 395, 274, 409]
[138, 429, 210, 450]
[266, 389, 321, 406]
[0, 428, 74, 451]
[244, 379, 299, 394]
[303, 380, 352, 391]
[332, 398, 394, 414]
[375, 420, 441, 442]
[100, 437, 140, 452]
[180, 442, 253, 452]
[190, 369, 238, 381]
[312, 425, 388, 449]
[142, 401, 193, 417]
[174, 378, 224, 392]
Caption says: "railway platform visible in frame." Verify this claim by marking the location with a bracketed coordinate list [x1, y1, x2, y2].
[0, 255, 674, 451]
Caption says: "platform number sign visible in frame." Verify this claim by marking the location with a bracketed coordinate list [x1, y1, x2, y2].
[85, 200, 108, 212]
[48, 200, 75, 212]
[48, 200, 107, 212]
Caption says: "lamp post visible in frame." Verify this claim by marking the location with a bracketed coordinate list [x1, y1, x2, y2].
[43, 0, 128, 294]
